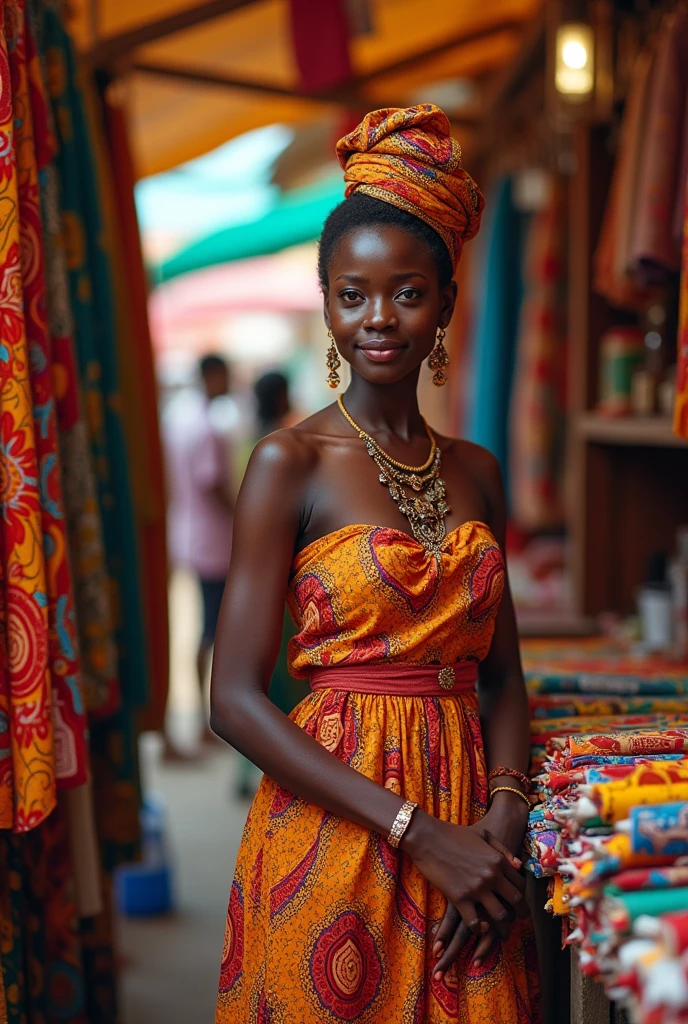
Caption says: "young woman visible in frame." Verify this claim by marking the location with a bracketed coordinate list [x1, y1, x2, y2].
[211, 105, 540, 1023]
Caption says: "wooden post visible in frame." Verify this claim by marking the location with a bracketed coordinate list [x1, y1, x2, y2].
[570, 946, 609, 1024]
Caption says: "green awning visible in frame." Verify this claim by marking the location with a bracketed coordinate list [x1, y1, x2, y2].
[158, 177, 345, 281]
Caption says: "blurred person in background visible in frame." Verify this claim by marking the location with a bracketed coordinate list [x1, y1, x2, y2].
[254, 369, 292, 437]
[163, 353, 234, 757]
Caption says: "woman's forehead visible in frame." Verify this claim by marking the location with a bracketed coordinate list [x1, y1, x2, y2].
[330, 223, 436, 274]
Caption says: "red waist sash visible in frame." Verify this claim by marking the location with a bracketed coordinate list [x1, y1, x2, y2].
[309, 661, 478, 697]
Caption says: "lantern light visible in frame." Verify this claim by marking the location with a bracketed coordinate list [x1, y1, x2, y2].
[555, 22, 595, 100]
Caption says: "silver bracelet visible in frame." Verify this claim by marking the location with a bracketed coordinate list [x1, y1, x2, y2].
[387, 799, 418, 848]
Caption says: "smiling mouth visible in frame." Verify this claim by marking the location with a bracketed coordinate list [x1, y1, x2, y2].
[357, 341, 406, 363]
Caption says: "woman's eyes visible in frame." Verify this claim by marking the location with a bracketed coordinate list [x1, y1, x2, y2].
[338, 288, 422, 302]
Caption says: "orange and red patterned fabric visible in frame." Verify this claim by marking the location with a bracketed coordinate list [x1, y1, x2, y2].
[287, 522, 504, 677]
[336, 105, 484, 269]
[0, 0, 90, 833]
[217, 522, 540, 1023]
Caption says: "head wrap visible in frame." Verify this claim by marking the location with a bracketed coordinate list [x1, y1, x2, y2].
[336, 105, 484, 270]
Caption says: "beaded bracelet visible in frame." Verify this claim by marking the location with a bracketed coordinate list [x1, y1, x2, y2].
[489, 786, 530, 809]
[488, 766, 530, 793]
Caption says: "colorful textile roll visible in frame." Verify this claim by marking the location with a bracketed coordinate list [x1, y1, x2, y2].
[557, 730, 688, 758]
[591, 783, 688, 824]
[590, 760, 688, 789]
[534, 713, 688, 743]
[611, 867, 688, 893]
[659, 910, 688, 956]
[569, 753, 686, 770]
[626, 801, 688, 857]
[603, 887, 688, 927]
[530, 694, 688, 718]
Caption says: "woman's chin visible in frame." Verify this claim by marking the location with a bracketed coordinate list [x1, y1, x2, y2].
[348, 356, 421, 386]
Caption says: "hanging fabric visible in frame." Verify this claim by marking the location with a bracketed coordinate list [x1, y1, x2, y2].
[509, 179, 568, 531]
[675, 178, 688, 438]
[289, 0, 352, 92]
[0, 0, 55, 833]
[40, 3, 149, 714]
[466, 177, 527, 493]
[629, 8, 688, 287]
[97, 84, 169, 734]
[594, 46, 658, 309]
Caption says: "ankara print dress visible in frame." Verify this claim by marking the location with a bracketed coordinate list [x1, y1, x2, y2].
[216, 522, 540, 1023]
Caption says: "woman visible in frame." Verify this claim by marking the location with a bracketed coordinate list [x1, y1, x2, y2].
[211, 105, 540, 1023]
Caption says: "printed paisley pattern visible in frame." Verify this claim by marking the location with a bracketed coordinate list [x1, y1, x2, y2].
[217, 521, 540, 1022]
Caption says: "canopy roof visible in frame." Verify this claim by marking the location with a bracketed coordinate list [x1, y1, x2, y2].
[70, 0, 542, 178]
[157, 176, 343, 280]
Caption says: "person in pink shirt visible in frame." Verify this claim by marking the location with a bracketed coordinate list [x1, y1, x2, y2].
[164, 354, 234, 751]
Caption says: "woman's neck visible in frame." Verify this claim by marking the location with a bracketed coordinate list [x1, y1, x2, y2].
[341, 370, 425, 442]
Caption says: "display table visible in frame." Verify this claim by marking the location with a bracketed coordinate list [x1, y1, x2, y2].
[521, 639, 688, 1024]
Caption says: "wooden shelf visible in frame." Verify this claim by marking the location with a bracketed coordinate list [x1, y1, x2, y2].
[576, 413, 688, 448]
[516, 607, 597, 638]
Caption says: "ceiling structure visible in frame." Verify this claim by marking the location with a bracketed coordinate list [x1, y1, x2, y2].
[70, 0, 543, 178]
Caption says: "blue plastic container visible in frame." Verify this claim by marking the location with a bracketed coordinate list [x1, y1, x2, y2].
[115, 795, 174, 916]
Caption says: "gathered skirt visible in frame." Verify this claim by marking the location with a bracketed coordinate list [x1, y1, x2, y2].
[216, 687, 541, 1023]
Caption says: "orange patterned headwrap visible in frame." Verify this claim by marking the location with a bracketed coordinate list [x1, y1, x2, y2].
[336, 105, 484, 269]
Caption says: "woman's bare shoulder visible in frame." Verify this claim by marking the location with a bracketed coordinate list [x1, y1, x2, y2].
[243, 405, 341, 493]
[438, 434, 503, 505]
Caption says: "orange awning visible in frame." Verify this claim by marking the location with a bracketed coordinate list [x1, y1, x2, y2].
[69, 0, 541, 178]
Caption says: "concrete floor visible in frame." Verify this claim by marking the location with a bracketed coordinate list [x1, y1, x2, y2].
[118, 571, 259, 1024]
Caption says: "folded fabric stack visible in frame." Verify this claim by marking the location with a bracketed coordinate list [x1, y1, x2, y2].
[521, 640, 688, 1022]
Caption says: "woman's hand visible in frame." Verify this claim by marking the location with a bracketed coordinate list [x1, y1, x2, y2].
[431, 792, 531, 978]
[471, 790, 530, 857]
[401, 808, 527, 941]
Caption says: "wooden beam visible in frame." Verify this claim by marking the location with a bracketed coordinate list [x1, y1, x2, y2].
[129, 17, 523, 112]
[131, 62, 323, 102]
[483, 6, 546, 115]
[86, 0, 262, 68]
[354, 18, 523, 86]
[130, 60, 483, 127]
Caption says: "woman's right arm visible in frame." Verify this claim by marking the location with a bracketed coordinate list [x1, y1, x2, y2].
[209, 432, 525, 935]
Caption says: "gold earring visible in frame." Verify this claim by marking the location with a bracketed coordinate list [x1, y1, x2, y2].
[326, 330, 341, 389]
[428, 327, 449, 387]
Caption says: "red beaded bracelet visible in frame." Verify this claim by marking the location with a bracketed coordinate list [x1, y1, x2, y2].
[488, 766, 530, 793]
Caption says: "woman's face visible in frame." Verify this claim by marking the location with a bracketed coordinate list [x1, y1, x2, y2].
[323, 225, 456, 386]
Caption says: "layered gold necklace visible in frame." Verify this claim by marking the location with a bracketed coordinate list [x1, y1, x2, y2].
[337, 395, 450, 555]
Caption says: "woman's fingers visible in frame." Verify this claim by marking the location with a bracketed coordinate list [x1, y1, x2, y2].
[432, 902, 459, 957]
[477, 891, 511, 940]
[491, 873, 529, 919]
[478, 830, 525, 891]
[472, 924, 498, 968]
[455, 900, 483, 937]
[434, 920, 488, 980]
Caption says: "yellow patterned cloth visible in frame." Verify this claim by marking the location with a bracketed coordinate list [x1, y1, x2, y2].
[336, 105, 484, 269]
[217, 522, 540, 1023]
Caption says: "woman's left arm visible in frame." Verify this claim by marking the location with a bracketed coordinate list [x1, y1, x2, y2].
[474, 448, 530, 854]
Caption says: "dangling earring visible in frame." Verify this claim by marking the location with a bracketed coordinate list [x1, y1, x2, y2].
[326, 330, 341, 389]
[428, 327, 449, 387]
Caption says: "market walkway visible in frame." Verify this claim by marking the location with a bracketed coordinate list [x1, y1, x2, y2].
[119, 736, 246, 1024]
[118, 569, 255, 1024]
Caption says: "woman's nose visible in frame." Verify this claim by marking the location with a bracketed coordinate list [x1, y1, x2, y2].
[364, 297, 398, 331]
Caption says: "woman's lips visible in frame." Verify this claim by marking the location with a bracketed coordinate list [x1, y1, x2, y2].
[358, 344, 406, 363]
